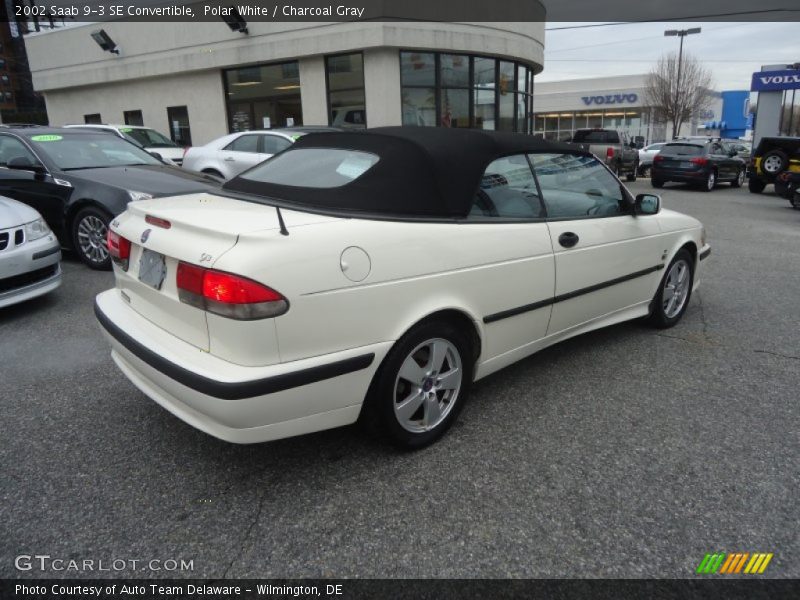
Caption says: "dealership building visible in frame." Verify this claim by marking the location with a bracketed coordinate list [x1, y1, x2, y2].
[23, 20, 544, 146]
[532, 74, 750, 144]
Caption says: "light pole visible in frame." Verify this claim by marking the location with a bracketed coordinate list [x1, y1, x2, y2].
[664, 27, 701, 138]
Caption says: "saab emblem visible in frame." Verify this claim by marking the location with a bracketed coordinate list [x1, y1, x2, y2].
[200, 253, 213, 263]
[141, 229, 151, 244]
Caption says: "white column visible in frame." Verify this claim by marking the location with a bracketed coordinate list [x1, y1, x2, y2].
[299, 56, 329, 126]
[363, 47, 402, 127]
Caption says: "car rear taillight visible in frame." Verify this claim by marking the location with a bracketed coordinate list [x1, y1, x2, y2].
[183, 147, 190, 158]
[690, 157, 709, 166]
[107, 230, 131, 270]
[654, 155, 664, 163]
[606, 147, 615, 160]
[176, 261, 289, 320]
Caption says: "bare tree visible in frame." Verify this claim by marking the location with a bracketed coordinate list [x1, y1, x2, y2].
[644, 52, 715, 140]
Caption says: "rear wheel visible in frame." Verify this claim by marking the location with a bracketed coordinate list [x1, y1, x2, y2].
[731, 168, 745, 188]
[626, 164, 637, 182]
[361, 320, 473, 449]
[648, 249, 694, 329]
[702, 170, 716, 192]
[748, 177, 766, 193]
[639, 164, 651, 178]
[71, 206, 112, 270]
[651, 178, 664, 189]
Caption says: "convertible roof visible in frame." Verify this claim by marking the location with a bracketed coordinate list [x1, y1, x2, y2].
[223, 127, 582, 218]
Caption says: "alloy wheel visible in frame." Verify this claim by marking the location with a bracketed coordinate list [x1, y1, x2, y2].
[662, 259, 691, 319]
[393, 338, 463, 433]
[77, 215, 109, 265]
[706, 171, 716, 190]
[737, 170, 745, 186]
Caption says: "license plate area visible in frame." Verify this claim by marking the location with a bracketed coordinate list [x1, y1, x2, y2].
[138, 248, 167, 290]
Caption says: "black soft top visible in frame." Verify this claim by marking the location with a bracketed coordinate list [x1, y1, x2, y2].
[223, 127, 583, 218]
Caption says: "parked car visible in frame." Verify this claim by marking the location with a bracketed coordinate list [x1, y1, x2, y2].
[0, 127, 219, 270]
[651, 140, 747, 191]
[637, 142, 667, 177]
[0, 195, 61, 309]
[746, 136, 800, 195]
[182, 127, 341, 180]
[64, 124, 186, 166]
[723, 140, 752, 162]
[568, 128, 639, 181]
[95, 127, 710, 449]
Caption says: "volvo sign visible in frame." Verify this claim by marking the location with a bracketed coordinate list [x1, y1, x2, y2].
[581, 93, 638, 106]
[750, 69, 800, 92]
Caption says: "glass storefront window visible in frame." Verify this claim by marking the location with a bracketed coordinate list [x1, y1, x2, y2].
[402, 88, 436, 127]
[401, 51, 533, 133]
[440, 54, 470, 87]
[326, 53, 366, 129]
[401, 52, 435, 87]
[166, 105, 192, 146]
[441, 88, 470, 128]
[224, 61, 302, 132]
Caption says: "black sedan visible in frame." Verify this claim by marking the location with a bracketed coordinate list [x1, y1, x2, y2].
[651, 140, 746, 192]
[0, 127, 219, 269]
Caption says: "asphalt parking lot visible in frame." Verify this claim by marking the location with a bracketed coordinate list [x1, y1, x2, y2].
[2, 180, 799, 579]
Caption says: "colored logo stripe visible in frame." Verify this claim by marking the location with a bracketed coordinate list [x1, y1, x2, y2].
[698, 552, 773, 574]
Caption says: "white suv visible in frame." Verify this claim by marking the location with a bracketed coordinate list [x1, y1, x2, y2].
[64, 124, 186, 166]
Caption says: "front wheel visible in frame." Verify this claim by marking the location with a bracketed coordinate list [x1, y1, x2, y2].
[361, 321, 473, 449]
[731, 169, 745, 188]
[626, 165, 637, 182]
[72, 206, 112, 270]
[648, 249, 694, 329]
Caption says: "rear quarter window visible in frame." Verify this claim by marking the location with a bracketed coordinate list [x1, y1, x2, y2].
[237, 148, 379, 188]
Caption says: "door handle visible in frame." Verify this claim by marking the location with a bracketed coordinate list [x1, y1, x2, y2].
[558, 232, 579, 248]
[224, 157, 235, 162]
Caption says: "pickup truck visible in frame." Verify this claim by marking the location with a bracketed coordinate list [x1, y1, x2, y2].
[567, 129, 640, 181]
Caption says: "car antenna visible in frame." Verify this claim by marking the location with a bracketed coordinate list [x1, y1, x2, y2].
[276, 206, 289, 236]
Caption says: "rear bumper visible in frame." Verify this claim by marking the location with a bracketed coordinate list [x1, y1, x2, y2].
[652, 167, 707, 182]
[95, 289, 392, 443]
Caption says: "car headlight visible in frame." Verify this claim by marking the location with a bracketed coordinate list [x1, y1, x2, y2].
[24, 218, 51, 242]
[128, 191, 154, 203]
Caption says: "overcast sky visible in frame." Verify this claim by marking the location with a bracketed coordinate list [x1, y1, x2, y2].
[540, 21, 800, 91]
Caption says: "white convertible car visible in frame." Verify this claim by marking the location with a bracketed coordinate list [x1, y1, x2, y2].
[95, 128, 710, 448]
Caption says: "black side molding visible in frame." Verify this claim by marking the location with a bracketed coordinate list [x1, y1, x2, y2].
[94, 300, 375, 400]
[32, 246, 61, 260]
[699, 247, 711, 261]
[484, 264, 664, 324]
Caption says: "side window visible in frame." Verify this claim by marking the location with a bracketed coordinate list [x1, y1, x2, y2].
[225, 135, 259, 153]
[468, 154, 544, 219]
[710, 143, 723, 155]
[0, 136, 38, 167]
[529, 153, 628, 219]
[261, 135, 292, 155]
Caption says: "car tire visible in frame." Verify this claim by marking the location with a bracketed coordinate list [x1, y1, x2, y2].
[702, 170, 716, 192]
[774, 180, 791, 199]
[361, 320, 473, 449]
[731, 168, 745, 188]
[748, 177, 766, 193]
[639, 165, 651, 178]
[648, 249, 695, 329]
[626, 164, 637, 182]
[792, 192, 800, 210]
[761, 149, 789, 176]
[71, 206, 112, 270]
[651, 178, 664, 189]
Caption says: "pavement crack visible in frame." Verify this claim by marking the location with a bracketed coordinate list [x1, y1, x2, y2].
[695, 290, 710, 339]
[753, 349, 800, 361]
[221, 481, 269, 579]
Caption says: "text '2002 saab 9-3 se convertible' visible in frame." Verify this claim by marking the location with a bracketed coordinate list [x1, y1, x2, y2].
[95, 128, 711, 449]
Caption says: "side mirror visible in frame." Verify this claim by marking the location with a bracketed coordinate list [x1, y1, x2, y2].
[6, 156, 46, 175]
[635, 193, 660, 215]
[149, 151, 164, 162]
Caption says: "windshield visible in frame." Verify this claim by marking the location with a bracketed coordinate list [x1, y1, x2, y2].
[120, 127, 178, 148]
[234, 148, 379, 188]
[661, 144, 704, 157]
[29, 133, 164, 170]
